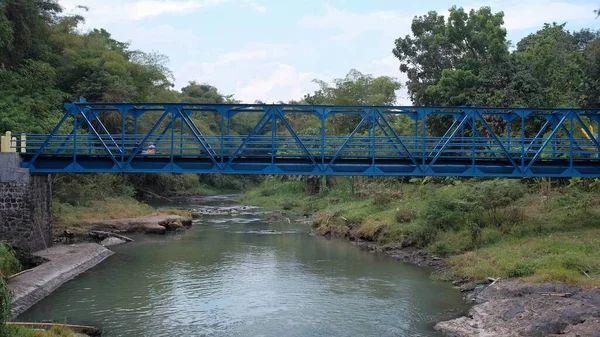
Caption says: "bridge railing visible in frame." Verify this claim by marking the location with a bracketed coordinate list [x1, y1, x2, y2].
[17, 134, 599, 160]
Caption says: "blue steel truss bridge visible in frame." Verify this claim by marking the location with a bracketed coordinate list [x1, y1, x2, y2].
[9, 101, 600, 177]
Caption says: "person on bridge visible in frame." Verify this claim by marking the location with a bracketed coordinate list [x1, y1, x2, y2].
[143, 143, 156, 155]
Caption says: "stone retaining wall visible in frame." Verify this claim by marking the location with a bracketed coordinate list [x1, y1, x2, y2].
[0, 153, 52, 252]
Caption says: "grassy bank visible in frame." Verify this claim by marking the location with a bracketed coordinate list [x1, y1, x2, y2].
[242, 176, 600, 287]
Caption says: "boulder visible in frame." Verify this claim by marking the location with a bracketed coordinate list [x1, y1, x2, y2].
[100, 237, 127, 247]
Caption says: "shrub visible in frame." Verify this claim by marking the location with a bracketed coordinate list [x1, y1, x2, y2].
[506, 262, 535, 278]
[0, 244, 21, 277]
[410, 221, 439, 247]
[372, 193, 393, 206]
[395, 204, 417, 223]
[281, 199, 297, 210]
[431, 241, 452, 257]
[424, 189, 474, 231]
[471, 179, 526, 224]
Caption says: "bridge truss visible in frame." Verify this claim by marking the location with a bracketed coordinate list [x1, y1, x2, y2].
[16, 101, 600, 177]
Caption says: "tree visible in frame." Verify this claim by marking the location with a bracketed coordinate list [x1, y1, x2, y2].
[0, 0, 62, 66]
[303, 69, 400, 134]
[393, 6, 508, 105]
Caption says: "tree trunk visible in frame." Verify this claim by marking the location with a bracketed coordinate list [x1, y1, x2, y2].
[305, 176, 321, 195]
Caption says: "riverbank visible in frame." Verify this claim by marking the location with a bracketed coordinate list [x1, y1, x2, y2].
[53, 196, 193, 242]
[241, 176, 600, 336]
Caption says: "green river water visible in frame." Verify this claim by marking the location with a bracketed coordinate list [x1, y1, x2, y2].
[20, 195, 470, 337]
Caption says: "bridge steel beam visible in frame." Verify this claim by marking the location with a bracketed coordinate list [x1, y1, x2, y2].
[15, 102, 600, 177]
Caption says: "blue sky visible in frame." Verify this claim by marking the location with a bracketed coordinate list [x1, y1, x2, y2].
[59, 0, 600, 104]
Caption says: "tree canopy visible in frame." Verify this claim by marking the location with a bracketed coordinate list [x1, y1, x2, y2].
[393, 6, 600, 109]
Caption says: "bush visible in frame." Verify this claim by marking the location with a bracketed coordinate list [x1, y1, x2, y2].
[0, 244, 21, 277]
[431, 241, 452, 257]
[471, 179, 526, 223]
[372, 193, 393, 206]
[506, 262, 536, 278]
[281, 199, 297, 210]
[410, 221, 439, 247]
[395, 204, 417, 223]
[424, 188, 474, 231]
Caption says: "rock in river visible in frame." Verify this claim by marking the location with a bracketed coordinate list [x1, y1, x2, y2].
[100, 237, 127, 247]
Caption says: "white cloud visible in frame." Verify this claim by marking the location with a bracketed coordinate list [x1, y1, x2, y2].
[173, 45, 318, 103]
[299, 5, 412, 41]
[59, 0, 229, 26]
[235, 64, 317, 103]
[125, 0, 227, 20]
[243, 0, 266, 13]
[482, 0, 597, 30]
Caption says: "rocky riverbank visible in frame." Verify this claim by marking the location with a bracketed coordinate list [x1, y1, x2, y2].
[435, 280, 600, 337]
[56, 213, 193, 245]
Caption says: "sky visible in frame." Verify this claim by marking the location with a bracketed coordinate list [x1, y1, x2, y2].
[58, 0, 600, 104]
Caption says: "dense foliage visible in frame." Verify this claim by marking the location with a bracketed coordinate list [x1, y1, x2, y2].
[393, 6, 600, 109]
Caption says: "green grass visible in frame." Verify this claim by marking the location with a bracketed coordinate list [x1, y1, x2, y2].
[445, 230, 600, 287]
[0, 244, 21, 277]
[243, 177, 600, 286]
[54, 196, 155, 226]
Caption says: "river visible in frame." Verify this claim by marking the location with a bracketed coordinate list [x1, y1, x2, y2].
[20, 195, 470, 337]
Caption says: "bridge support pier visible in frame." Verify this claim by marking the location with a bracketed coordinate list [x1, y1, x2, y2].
[0, 153, 52, 253]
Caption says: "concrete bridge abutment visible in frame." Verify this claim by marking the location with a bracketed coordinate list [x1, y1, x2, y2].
[0, 153, 52, 253]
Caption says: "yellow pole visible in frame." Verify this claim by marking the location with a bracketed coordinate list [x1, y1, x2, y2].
[0, 136, 6, 152]
[5, 131, 11, 152]
[10, 137, 16, 152]
[20, 134, 26, 153]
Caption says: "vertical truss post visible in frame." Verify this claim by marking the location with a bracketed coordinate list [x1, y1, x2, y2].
[461, 121, 465, 157]
[507, 118, 511, 152]
[171, 109, 175, 165]
[471, 111, 475, 168]
[321, 113, 325, 166]
[73, 111, 78, 165]
[521, 115, 525, 171]
[414, 117, 419, 161]
[220, 112, 224, 164]
[121, 108, 126, 163]
[570, 112, 574, 169]
[134, 115, 139, 142]
[421, 112, 426, 166]
[271, 110, 276, 165]
[369, 110, 375, 170]
[88, 114, 93, 155]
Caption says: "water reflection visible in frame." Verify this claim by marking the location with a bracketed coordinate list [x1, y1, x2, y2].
[20, 195, 469, 337]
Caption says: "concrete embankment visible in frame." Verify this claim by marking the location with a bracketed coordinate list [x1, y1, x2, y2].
[9, 243, 113, 317]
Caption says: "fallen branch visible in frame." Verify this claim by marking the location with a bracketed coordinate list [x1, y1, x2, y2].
[579, 268, 591, 279]
[541, 293, 573, 298]
[8, 268, 34, 280]
[90, 230, 134, 242]
[488, 277, 501, 287]
[136, 188, 172, 202]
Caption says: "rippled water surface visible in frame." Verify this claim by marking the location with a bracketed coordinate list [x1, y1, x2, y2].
[20, 195, 469, 336]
